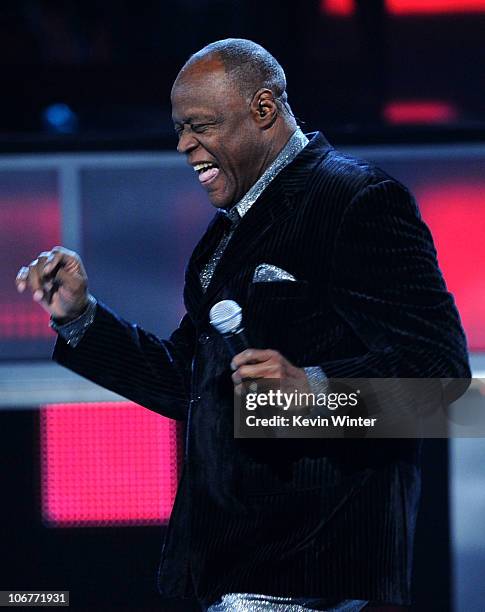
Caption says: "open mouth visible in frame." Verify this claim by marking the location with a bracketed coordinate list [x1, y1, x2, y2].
[193, 162, 220, 184]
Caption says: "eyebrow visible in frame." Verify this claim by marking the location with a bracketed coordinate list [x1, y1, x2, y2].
[172, 114, 218, 127]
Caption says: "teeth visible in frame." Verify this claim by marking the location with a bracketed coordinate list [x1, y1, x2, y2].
[193, 162, 216, 173]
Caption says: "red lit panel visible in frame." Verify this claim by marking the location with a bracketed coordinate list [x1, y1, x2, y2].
[322, 0, 485, 16]
[0, 194, 60, 342]
[321, 0, 354, 16]
[40, 402, 180, 527]
[0, 303, 53, 339]
[384, 100, 458, 125]
[387, 0, 485, 15]
[417, 181, 485, 350]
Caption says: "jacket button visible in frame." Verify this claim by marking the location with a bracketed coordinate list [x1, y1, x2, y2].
[198, 332, 210, 344]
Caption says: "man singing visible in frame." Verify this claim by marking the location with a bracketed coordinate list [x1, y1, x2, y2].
[16, 39, 470, 611]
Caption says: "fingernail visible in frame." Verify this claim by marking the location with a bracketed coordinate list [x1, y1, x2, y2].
[230, 361, 236, 371]
[17, 282, 25, 292]
[33, 290, 43, 301]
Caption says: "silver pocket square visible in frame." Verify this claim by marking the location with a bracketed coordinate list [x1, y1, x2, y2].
[252, 263, 297, 282]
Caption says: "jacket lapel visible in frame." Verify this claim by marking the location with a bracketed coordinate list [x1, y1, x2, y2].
[200, 180, 294, 309]
[184, 132, 333, 324]
[183, 212, 225, 320]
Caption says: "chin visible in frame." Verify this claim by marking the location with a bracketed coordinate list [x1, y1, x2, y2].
[208, 193, 233, 209]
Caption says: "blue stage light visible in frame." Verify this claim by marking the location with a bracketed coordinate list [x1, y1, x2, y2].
[42, 103, 78, 134]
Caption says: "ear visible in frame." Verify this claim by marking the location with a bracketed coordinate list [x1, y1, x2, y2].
[250, 88, 278, 128]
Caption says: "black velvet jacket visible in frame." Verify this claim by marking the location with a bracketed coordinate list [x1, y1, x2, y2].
[53, 133, 470, 605]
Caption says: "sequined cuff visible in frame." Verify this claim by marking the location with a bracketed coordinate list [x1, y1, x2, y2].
[49, 294, 97, 348]
[304, 366, 328, 395]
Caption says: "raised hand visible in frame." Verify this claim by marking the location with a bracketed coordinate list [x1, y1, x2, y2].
[15, 246, 90, 322]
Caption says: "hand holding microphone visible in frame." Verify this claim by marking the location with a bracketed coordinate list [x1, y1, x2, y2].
[209, 299, 311, 396]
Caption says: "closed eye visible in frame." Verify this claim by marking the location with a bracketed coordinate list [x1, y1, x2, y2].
[173, 122, 217, 138]
[191, 123, 211, 133]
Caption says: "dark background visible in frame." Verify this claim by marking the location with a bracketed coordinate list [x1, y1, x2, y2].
[0, 0, 484, 146]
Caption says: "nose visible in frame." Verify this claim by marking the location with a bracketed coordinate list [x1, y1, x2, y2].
[177, 130, 199, 155]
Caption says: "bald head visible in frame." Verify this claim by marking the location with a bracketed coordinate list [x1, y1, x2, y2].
[179, 38, 290, 112]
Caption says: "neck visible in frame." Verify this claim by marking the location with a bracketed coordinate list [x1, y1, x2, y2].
[257, 122, 299, 179]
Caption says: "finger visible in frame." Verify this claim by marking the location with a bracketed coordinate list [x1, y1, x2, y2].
[232, 362, 280, 385]
[43, 247, 73, 275]
[231, 349, 276, 371]
[46, 267, 89, 313]
[25, 258, 45, 301]
[40, 250, 77, 302]
[15, 266, 30, 292]
[34, 251, 55, 282]
[28, 253, 54, 301]
[37, 267, 70, 306]
[15, 247, 72, 298]
[52, 266, 81, 291]
[51, 245, 76, 256]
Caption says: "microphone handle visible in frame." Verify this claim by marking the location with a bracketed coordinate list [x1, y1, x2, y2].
[222, 327, 249, 358]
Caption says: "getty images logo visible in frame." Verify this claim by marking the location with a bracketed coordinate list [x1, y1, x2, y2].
[244, 388, 360, 411]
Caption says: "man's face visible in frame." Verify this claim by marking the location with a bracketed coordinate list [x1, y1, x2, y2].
[171, 59, 266, 208]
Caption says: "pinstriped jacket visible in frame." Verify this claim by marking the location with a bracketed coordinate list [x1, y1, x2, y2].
[53, 132, 470, 605]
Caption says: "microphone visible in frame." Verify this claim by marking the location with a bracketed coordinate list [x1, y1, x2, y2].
[209, 299, 250, 357]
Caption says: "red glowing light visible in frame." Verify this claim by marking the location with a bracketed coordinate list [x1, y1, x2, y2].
[322, 0, 485, 16]
[384, 100, 458, 124]
[388, 0, 485, 14]
[41, 402, 180, 527]
[0, 303, 53, 339]
[0, 196, 61, 341]
[417, 181, 485, 350]
[321, 0, 354, 17]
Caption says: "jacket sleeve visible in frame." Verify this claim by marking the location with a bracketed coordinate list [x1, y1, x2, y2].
[318, 179, 471, 391]
[53, 301, 195, 420]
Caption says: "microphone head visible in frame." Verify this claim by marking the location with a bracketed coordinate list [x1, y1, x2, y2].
[209, 300, 243, 334]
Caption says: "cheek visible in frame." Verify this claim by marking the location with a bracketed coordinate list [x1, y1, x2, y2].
[215, 148, 239, 181]
[222, 143, 254, 175]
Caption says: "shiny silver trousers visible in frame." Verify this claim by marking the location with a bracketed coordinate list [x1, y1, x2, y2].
[206, 593, 368, 611]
